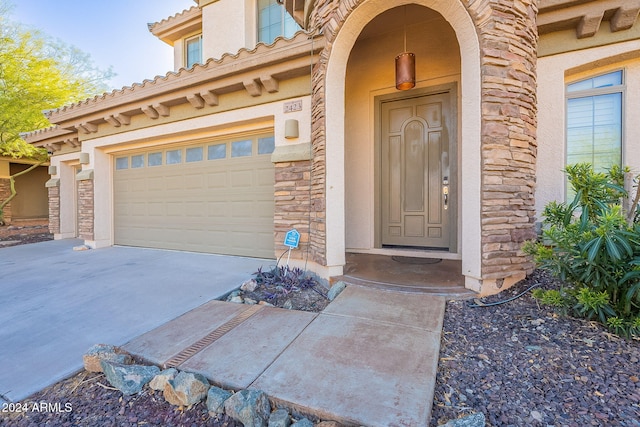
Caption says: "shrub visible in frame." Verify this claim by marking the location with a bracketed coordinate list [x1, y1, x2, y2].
[525, 163, 640, 337]
[253, 265, 323, 304]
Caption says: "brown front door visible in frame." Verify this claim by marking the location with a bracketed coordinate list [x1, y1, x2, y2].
[381, 91, 453, 249]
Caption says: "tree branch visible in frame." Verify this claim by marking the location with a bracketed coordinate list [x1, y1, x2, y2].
[0, 161, 45, 224]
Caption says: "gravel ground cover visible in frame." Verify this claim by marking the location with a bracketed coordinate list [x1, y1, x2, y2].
[430, 269, 640, 427]
[0, 220, 52, 247]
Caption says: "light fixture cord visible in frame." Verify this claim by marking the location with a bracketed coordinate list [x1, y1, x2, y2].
[403, 6, 407, 52]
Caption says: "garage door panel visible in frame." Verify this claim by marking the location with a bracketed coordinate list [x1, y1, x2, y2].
[207, 172, 227, 188]
[230, 170, 253, 187]
[114, 136, 275, 258]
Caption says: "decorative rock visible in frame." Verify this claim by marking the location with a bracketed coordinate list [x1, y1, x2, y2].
[83, 344, 132, 373]
[327, 281, 347, 301]
[282, 299, 293, 310]
[224, 389, 271, 427]
[207, 386, 232, 415]
[442, 412, 486, 427]
[258, 301, 274, 307]
[244, 298, 258, 305]
[163, 371, 210, 406]
[291, 418, 314, 427]
[230, 295, 244, 304]
[241, 279, 258, 292]
[149, 368, 177, 391]
[268, 408, 291, 427]
[100, 361, 159, 395]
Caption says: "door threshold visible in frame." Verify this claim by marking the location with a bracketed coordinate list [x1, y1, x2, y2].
[348, 247, 461, 260]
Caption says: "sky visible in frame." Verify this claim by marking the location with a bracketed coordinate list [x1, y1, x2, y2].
[8, 0, 196, 92]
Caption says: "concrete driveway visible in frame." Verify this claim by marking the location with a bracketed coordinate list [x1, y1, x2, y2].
[0, 239, 270, 403]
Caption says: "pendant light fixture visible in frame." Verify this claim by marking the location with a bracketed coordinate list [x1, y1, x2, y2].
[395, 6, 415, 91]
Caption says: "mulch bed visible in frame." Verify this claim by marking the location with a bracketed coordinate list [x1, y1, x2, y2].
[2, 231, 639, 426]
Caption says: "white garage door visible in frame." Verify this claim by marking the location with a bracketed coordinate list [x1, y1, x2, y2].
[113, 134, 275, 258]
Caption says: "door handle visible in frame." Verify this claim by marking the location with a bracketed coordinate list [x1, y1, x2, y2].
[443, 186, 449, 210]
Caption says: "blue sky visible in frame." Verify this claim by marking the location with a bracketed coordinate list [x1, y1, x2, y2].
[8, 0, 196, 91]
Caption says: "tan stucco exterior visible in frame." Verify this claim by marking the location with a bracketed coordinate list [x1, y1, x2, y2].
[23, 0, 640, 295]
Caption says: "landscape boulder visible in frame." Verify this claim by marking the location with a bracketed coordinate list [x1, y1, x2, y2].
[241, 279, 258, 292]
[83, 344, 132, 373]
[442, 412, 486, 427]
[149, 368, 177, 391]
[100, 360, 159, 395]
[268, 408, 291, 427]
[224, 389, 271, 427]
[207, 386, 232, 415]
[163, 371, 210, 406]
[327, 281, 347, 301]
[291, 418, 314, 427]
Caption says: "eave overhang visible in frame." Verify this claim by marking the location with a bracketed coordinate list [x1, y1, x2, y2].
[24, 31, 325, 146]
[148, 6, 203, 45]
[538, 0, 640, 38]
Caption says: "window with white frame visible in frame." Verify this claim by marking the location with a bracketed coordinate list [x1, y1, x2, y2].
[566, 70, 623, 174]
[185, 35, 202, 68]
[257, 0, 300, 44]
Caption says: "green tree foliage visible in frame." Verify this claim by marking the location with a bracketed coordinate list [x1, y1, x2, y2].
[0, 0, 114, 160]
[525, 163, 640, 337]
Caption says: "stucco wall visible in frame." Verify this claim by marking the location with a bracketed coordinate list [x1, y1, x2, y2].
[344, 8, 461, 251]
[9, 164, 48, 219]
[536, 39, 640, 216]
[201, 0, 255, 59]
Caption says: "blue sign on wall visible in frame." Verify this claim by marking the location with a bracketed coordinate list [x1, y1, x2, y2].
[284, 229, 300, 248]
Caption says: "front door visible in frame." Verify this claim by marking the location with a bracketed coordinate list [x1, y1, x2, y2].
[381, 91, 453, 249]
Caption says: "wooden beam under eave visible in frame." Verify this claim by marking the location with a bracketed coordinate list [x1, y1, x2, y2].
[64, 138, 79, 148]
[75, 123, 98, 134]
[577, 11, 604, 38]
[200, 90, 219, 106]
[104, 115, 121, 127]
[114, 114, 131, 125]
[153, 103, 170, 117]
[260, 75, 279, 93]
[141, 105, 160, 119]
[611, 4, 640, 32]
[243, 79, 262, 97]
[186, 94, 205, 109]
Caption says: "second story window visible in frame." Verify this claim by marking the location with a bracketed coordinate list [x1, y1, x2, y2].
[258, 0, 300, 44]
[185, 35, 202, 68]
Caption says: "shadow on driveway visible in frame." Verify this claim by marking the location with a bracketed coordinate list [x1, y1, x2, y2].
[0, 239, 271, 403]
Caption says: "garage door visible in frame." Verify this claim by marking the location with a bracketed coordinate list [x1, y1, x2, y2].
[113, 134, 275, 258]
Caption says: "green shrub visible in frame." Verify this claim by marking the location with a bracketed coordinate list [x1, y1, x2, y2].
[525, 163, 640, 337]
[532, 288, 569, 308]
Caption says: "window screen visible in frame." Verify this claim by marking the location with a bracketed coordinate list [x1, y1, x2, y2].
[566, 71, 623, 171]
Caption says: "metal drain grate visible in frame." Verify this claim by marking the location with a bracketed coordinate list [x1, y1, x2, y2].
[163, 304, 263, 368]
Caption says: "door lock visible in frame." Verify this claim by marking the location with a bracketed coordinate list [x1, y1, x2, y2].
[443, 185, 449, 210]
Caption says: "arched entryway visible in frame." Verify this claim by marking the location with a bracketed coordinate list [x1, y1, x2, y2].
[322, 0, 483, 289]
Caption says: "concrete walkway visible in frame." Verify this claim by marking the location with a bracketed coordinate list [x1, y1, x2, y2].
[0, 239, 269, 403]
[124, 285, 445, 426]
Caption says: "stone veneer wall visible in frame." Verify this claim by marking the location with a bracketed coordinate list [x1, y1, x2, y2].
[77, 179, 94, 240]
[0, 178, 11, 223]
[48, 186, 60, 234]
[306, 0, 538, 283]
[274, 160, 316, 263]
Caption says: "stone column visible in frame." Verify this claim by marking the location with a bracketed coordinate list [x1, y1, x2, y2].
[47, 183, 60, 234]
[467, 0, 539, 290]
[77, 174, 94, 241]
